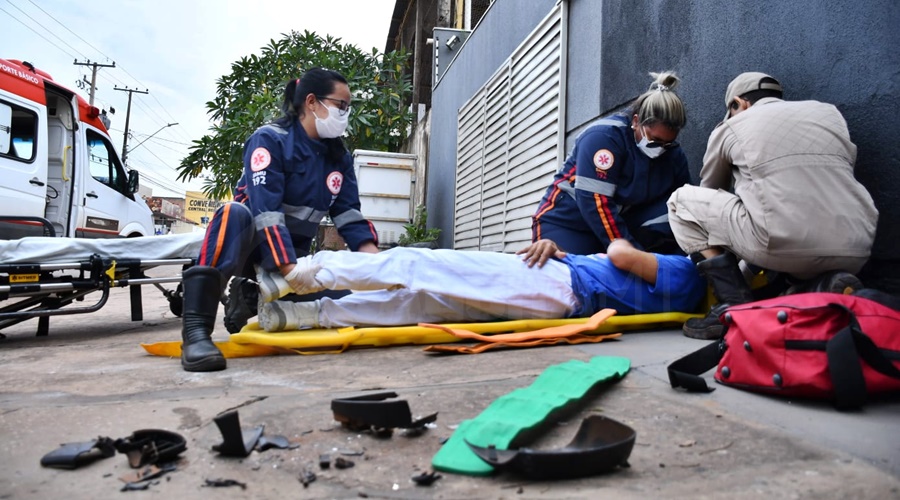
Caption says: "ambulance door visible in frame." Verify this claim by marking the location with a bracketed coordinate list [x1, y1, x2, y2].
[77, 128, 134, 237]
[0, 97, 49, 238]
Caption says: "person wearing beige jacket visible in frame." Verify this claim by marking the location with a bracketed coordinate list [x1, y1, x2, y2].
[667, 72, 878, 339]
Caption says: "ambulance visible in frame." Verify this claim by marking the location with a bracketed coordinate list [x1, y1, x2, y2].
[0, 58, 153, 239]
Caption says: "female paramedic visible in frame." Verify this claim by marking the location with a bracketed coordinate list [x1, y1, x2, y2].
[531, 71, 691, 256]
[180, 68, 379, 372]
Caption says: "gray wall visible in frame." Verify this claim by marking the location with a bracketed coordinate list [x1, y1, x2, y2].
[429, 0, 899, 289]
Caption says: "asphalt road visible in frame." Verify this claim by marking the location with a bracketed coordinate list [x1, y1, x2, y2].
[0, 266, 898, 499]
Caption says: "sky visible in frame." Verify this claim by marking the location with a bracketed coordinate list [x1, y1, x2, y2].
[2, 0, 397, 197]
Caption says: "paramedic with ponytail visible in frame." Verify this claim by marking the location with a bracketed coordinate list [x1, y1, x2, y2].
[531, 71, 691, 259]
[179, 68, 378, 372]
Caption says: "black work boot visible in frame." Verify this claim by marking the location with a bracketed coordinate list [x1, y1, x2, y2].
[181, 266, 227, 372]
[683, 252, 755, 340]
[784, 270, 863, 296]
[223, 277, 259, 334]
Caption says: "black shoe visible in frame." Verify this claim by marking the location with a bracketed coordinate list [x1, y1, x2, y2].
[683, 304, 729, 340]
[223, 277, 259, 334]
[785, 271, 863, 296]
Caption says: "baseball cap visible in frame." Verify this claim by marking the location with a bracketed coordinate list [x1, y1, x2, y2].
[723, 72, 783, 120]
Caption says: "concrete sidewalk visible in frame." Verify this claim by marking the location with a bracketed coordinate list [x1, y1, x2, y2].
[0, 271, 898, 499]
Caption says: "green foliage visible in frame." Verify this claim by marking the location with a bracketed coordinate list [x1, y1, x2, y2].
[177, 30, 414, 200]
[398, 205, 441, 246]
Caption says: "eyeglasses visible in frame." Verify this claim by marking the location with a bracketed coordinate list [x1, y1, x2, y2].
[642, 126, 679, 150]
[316, 96, 351, 116]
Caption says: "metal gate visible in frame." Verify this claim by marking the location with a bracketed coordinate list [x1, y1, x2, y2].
[453, 1, 567, 251]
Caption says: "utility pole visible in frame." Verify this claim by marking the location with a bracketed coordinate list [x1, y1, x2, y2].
[73, 59, 115, 106]
[114, 86, 149, 166]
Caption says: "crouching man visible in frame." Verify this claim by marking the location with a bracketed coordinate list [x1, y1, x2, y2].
[667, 72, 878, 340]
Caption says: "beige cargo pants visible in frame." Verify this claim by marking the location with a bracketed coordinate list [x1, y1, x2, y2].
[667, 185, 867, 279]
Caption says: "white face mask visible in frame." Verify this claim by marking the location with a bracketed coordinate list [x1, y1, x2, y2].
[635, 126, 669, 159]
[636, 135, 664, 159]
[314, 103, 349, 139]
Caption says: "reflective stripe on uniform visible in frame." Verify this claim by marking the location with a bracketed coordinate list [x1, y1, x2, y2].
[255, 211, 285, 230]
[282, 204, 327, 224]
[333, 209, 365, 228]
[641, 213, 669, 227]
[574, 175, 617, 196]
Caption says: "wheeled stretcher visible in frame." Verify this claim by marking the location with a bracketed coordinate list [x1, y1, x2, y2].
[0, 232, 204, 336]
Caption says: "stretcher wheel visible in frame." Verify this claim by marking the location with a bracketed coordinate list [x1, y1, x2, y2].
[168, 284, 184, 317]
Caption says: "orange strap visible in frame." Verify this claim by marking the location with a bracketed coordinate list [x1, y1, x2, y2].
[423, 332, 622, 354]
[419, 309, 620, 354]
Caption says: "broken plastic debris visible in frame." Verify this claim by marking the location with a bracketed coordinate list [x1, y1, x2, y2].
[411, 471, 442, 486]
[202, 478, 247, 489]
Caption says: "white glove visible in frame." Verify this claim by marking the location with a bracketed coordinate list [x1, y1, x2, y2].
[283, 258, 323, 296]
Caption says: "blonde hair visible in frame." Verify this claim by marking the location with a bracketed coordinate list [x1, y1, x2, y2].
[629, 71, 686, 130]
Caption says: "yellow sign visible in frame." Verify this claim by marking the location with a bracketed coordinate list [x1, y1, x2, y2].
[184, 191, 230, 226]
[10, 274, 39, 283]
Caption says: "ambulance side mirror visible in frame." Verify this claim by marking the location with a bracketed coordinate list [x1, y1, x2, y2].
[127, 170, 140, 194]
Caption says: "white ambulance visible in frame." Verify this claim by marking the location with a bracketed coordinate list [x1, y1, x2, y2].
[0, 58, 153, 239]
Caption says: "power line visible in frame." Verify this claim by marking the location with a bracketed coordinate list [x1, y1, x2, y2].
[11, 2, 192, 144]
[0, 6, 78, 60]
[129, 159, 190, 193]
[134, 134, 193, 147]
[26, 0, 115, 62]
[3, 1, 90, 60]
[9, 2, 200, 151]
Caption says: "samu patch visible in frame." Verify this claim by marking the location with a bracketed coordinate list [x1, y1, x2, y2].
[326, 172, 344, 195]
[593, 149, 614, 171]
[250, 147, 271, 172]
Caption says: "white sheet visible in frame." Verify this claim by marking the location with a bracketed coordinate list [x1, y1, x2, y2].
[0, 232, 204, 264]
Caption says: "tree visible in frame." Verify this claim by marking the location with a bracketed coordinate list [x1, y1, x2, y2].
[176, 30, 413, 200]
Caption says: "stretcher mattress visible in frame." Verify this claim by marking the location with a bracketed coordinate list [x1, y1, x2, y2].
[0, 232, 204, 264]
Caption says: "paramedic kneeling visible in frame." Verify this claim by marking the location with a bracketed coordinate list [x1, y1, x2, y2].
[667, 72, 878, 340]
[179, 68, 378, 372]
[531, 71, 692, 256]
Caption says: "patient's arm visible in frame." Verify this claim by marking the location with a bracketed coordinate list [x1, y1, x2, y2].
[606, 239, 658, 285]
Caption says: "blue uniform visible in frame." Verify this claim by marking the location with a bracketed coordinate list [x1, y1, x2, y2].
[197, 119, 377, 278]
[563, 253, 705, 316]
[533, 113, 691, 254]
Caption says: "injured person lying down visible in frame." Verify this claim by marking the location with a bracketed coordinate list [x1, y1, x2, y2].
[253, 239, 706, 332]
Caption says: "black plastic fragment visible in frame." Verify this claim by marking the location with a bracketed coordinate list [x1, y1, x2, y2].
[211, 410, 264, 457]
[255, 434, 298, 451]
[40, 436, 117, 469]
[203, 478, 247, 489]
[299, 470, 317, 487]
[465, 415, 636, 480]
[411, 470, 442, 486]
[331, 392, 437, 431]
[114, 429, 187, 468]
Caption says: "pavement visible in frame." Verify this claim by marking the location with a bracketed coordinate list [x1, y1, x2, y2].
[0, 265, 898, 499]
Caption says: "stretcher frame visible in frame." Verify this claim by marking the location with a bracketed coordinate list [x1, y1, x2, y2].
[0, 218, 200, 336]
[0, 253, 192, 336]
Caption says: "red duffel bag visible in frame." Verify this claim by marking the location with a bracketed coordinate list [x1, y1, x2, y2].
[668, 292, 900, 410]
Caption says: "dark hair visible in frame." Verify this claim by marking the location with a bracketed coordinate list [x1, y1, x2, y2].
[627, 71, 686, 131]
[739, 77, 783, 104]
[276, 68, 349, 163]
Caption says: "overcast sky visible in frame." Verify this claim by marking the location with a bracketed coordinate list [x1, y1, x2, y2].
[2, 0, 396, 197]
